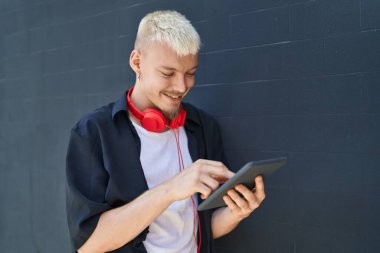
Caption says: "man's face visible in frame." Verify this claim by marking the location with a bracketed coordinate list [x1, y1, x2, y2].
[136, 42, 198, 120]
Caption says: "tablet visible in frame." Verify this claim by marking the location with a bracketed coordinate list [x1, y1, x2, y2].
[197, 156, 287, 211]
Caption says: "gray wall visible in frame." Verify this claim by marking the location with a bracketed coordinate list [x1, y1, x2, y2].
[0, 0, 379, 252]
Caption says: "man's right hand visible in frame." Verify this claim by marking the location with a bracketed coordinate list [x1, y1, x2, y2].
[164, 159, 235, 202]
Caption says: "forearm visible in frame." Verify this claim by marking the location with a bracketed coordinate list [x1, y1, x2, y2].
[211, 207, 243, 239]
[78, 183, 173, 253]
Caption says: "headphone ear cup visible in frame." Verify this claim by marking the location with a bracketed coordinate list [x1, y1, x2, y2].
[141, 108, 167, 132]
[168, 107, 187, 129]
[178, 109, 186, 127]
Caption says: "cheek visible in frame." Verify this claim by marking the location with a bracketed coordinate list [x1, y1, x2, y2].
[142, 72, 168, 90]
[186, 77, 195, 89]
[147, 78, 171, 99]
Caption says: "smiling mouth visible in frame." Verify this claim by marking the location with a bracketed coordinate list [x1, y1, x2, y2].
[163, 93, 182, 102]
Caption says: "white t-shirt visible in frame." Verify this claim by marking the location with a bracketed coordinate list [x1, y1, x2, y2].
[131, 120, 197, 253]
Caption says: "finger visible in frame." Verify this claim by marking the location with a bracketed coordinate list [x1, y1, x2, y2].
[254, 175, 264, 191]
[200, 175, 220, 191]
[211, 174, 230, 184]
[254, 176, 266, 201]
[196, 159, 226, 167]
[198, 184, 213, 199]
[223, 195, 239, 211]
[227, 189, 250, 210]
[234, 185, 261, 210]
[196, 159, 235, 179]
[235, 184, 256, 203]
[205, 165, 235, 180]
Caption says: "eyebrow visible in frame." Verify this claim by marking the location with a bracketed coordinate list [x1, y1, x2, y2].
[159, 65, 198, 71]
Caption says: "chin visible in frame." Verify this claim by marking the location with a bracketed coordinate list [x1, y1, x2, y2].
[160, 105, 181, 120]
[154, 95, 182, 119]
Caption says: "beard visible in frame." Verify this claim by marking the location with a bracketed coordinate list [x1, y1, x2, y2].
[156, 90, 185, 120]
[162, 106, 180, 120]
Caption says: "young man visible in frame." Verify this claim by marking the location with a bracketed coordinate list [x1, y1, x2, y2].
[66, 10, 265, 253]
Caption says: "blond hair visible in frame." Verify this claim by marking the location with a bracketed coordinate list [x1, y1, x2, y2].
[134, 10, 201, 56]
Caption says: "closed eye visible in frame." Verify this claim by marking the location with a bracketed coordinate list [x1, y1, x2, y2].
[186, 72, 196, 77]
[161, 72, 174, 78]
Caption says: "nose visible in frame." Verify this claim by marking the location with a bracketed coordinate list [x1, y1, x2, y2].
[173, 74, 188, 94]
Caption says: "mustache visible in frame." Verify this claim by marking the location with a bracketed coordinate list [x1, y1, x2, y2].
[163, 91, 187, 97]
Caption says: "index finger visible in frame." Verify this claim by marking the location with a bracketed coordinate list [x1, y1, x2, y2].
[196, 159, 227, 168]
[200, 162, 235, 179]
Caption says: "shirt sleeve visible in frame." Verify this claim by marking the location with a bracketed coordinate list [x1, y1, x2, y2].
[65, 124, 111, 250]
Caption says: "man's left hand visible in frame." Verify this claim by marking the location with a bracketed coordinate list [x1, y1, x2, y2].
[222, 175, 266, 221]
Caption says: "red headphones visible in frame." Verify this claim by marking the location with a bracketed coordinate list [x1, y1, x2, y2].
[126, 86, 187, 133]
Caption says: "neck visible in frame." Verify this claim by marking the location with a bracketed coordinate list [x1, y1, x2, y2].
[130, 83, 154, 112]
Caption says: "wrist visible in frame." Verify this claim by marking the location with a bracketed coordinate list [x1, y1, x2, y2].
[156, 181, 176, 203]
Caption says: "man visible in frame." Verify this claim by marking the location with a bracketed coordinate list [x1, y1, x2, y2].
[66, 10, 265, 253]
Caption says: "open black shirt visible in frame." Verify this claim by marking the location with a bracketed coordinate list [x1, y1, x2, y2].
[66, 90, 229, 252]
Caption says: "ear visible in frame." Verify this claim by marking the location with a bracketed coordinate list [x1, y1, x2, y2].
[129, 49, 141, 75]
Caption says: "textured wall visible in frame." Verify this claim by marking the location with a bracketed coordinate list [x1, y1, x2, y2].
[0, 0, 379, 252]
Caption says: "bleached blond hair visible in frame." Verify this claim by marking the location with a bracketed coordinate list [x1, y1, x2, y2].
[134, 10, 201, 56]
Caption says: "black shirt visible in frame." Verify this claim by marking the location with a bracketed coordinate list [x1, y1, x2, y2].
[66, 90, 229, 252]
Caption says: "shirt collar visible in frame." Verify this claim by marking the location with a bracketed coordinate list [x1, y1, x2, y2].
[111, 89, 201, 127]
[112, 90, 128, 120]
